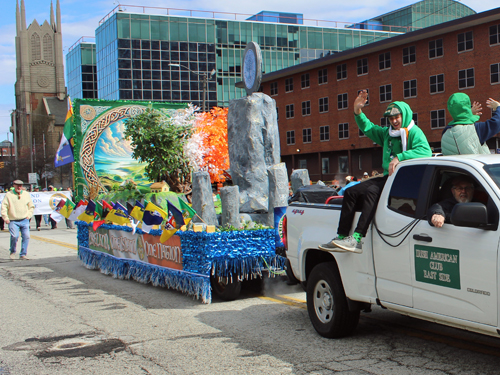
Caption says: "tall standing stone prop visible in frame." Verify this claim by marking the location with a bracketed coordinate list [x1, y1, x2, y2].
[192, 171, 217, 225]
[226, 42, 280, 215]
[228, 93, 280, 213]
[291, 169, 310, 193]
[267, 163, 289, 227]
[220, 186, 240, 228]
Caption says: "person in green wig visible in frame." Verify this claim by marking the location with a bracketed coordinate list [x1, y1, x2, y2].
[442, 93, 500, 155]
[319, 90, 432, 253]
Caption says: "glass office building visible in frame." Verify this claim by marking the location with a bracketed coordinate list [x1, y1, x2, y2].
[93, 11, 400, 108]
[67, 42, 98, 99]
[350, 0, 475, 32]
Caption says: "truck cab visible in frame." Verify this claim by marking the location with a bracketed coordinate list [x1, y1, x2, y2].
[286, 155, 500, 338]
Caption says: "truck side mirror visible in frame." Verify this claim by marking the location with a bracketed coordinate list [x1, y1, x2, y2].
[451, 202, 488, 228]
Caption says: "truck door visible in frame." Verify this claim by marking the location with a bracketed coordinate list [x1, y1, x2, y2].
[373, 164, 429, 308]
[410, 165, 499, 327]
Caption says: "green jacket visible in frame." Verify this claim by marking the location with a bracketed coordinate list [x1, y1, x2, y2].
[355, 102, 432, 175]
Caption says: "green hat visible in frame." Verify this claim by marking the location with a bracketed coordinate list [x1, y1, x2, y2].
[383, 103, 402, 117]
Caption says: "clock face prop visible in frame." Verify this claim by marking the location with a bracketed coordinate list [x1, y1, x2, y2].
[242, 42, 262, 96]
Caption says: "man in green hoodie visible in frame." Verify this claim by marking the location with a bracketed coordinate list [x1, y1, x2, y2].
[319, 90, 432, 253]
[441, 93, 500, 155]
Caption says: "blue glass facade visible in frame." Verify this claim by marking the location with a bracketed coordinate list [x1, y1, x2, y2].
[67, 43, 98, 99]
[94, 12, 399, 108]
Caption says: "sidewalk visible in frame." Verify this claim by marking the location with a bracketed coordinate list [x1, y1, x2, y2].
[0, 219, 78, 262]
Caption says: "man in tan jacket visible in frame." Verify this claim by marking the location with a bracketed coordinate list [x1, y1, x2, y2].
[1, 180, 35, 260]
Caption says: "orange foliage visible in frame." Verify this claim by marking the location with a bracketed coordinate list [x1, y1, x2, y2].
[195, 107, 229, 183]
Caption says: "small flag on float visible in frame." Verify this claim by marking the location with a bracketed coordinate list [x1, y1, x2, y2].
[143, 202, 167, 226]
[78, 200, 96, 223]
[106, 204, 130, 225]
[178, 198, 196, 225]
[167, 200, 185, 229]
[50, 198, 66, 222]
[130, 200, 145, 222]
[68, 200, 88, 221]
[60, 199, 76, 219]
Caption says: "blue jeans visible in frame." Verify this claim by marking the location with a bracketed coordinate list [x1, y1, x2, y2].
[9, 219, 30, 257]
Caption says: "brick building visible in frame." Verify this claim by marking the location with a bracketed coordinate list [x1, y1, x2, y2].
[261, 7, 500, 182]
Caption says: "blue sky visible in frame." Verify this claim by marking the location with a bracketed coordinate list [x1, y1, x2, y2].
[0, 0, 497, 142]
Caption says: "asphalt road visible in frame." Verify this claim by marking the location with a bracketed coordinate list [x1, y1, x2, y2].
[2, 222, 500, 374]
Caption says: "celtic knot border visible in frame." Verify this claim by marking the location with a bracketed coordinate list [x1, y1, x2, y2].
[80, 105, 146, 194]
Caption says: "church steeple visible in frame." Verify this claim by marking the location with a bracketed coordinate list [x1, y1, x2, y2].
[50, 1, 55, 30]
[20, 0, 26, 31]
[16, 0, 20, 33]
[56, 0, 61, 33]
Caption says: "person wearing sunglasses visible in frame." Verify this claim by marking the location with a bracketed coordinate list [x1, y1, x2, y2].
[1, 180, 35, 260]
[428, 176, 475, 228]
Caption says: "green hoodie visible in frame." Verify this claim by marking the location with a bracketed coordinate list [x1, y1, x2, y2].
[355, 102, 432, 175]
[447, 93, 480, 125]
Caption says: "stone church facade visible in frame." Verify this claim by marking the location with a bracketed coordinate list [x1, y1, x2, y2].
[14, 0, 71, 187]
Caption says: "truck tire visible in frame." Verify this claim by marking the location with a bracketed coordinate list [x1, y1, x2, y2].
[211, 275, 242, 301]
[307, 262, 360, 338]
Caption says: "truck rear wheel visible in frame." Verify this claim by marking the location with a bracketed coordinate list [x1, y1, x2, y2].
[211, 275, 242, 301]
[307, 262, 360, 338]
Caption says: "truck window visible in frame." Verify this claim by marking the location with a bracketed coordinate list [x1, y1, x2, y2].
[388, 165, 426, 217]
[429, 169, 499, 229]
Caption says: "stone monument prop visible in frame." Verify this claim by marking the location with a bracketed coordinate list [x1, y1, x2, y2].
[226, 42, 285, 226]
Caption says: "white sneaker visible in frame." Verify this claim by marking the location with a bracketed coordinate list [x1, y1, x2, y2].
[332, 236, 363, 253]
[318, 237, 344, 252]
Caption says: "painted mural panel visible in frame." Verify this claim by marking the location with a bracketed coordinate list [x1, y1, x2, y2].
[72, 99, 187, 200]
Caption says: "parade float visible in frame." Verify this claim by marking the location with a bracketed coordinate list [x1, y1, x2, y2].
[64, 97, 287, 303]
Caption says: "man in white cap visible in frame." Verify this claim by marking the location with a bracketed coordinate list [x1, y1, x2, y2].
[1, 180, 35, 260]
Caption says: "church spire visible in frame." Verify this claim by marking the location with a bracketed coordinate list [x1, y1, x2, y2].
[56, 0, 61, 34]
[50, 1, 55, 30]
[16, 0, 21, 33]
[20, 0, 26, 31]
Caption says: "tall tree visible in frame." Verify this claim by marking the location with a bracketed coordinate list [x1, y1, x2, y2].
[124, 106, 196, 193]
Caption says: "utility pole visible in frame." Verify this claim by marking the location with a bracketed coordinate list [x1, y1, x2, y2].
[43, 133, 47, 189]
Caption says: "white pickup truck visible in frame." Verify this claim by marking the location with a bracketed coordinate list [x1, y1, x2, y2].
[284, 154, 500, 338]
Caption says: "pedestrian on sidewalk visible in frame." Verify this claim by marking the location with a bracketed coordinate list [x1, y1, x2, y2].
[48, 185, 57, 229]
[33, 186, 42, 231]
[1, 180, 35, 260]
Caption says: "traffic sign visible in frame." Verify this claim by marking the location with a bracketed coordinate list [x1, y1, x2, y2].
[28, 173, 37, 184]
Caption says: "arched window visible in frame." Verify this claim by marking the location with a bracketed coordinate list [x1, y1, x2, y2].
[43, 33, 53, 62]
[31, 33, 41, 60]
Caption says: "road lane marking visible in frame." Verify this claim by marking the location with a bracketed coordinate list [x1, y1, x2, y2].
[276, 294, 306, 304]
[30, 235, 78, 250]
[258, 295, 306, 309]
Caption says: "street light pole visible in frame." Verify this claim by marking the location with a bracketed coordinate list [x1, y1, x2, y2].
[169, 63, 215, 112]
